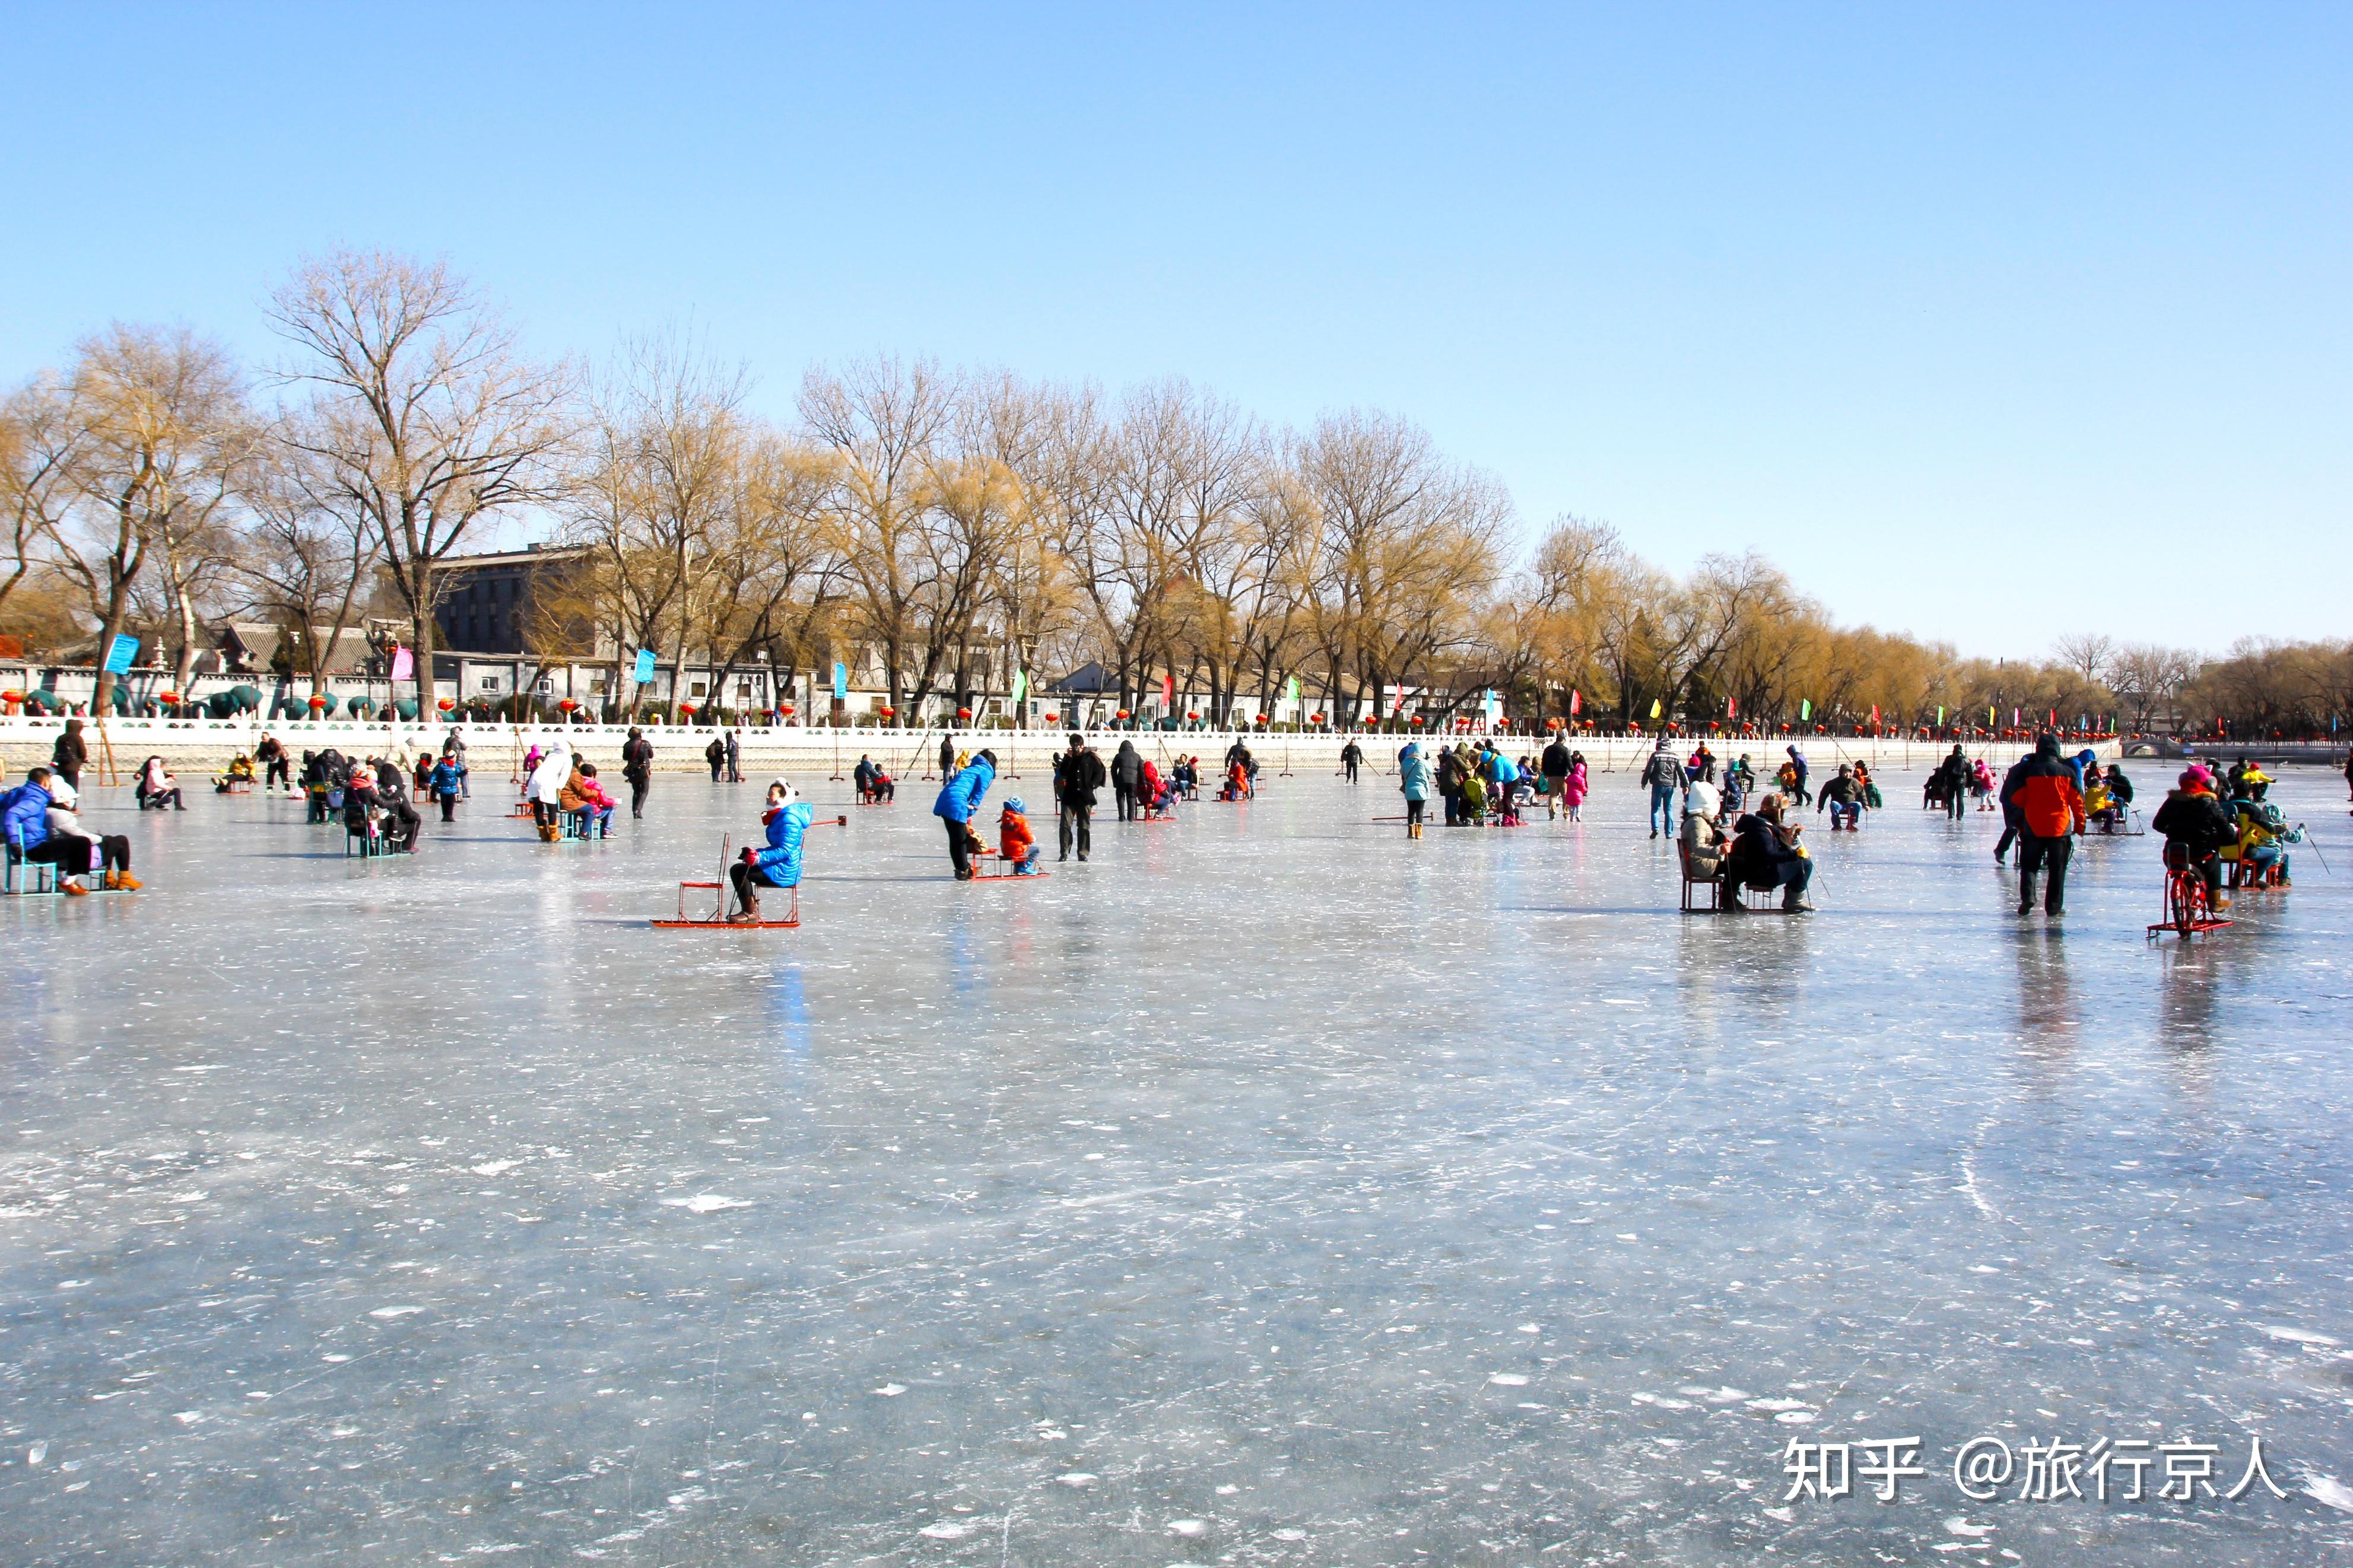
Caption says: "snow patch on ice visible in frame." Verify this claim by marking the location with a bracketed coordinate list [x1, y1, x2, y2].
[2262, 1325, 2341, 1347]
[661, 1194, 750, 1213]
[2304, 1474, 2353, 1512]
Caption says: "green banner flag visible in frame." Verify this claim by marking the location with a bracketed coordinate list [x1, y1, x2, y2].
[1936, 705, 1944, 724]
[1011, 668, 1027, 706]
[1284, 675, 1300, 701]
[1800, 699, 1812, 721]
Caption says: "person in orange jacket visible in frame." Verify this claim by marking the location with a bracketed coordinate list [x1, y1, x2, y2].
[999, 797, 1041, 874]
[1999, 734, 2087, 917]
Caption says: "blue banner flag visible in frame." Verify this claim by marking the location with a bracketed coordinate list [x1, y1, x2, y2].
[103, 634, 138, 675]
[632, 647, 656, 684]
[831, 661, 848, 700]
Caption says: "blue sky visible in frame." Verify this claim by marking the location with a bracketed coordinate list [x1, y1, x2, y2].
[5, 5, 2344, 656]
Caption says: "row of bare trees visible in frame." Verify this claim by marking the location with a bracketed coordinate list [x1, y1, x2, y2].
[0, 250, 567, 713]
[5, 249, 2346, 734]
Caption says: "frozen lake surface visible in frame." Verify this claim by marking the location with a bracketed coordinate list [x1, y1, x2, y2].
[4, 747, 2351, 1566]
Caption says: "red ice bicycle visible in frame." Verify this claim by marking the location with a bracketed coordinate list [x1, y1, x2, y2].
[2147, 842, 2231, 941]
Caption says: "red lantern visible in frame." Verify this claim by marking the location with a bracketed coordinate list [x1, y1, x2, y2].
[557, 698, 577, 713]
[1312, 712, 1326, 724]
[957, 706, 973, 720]
[1254, 713, 1268, 724]
[1547, 717, 1562, 729]
[781, 702, 796, 717]
[1115, 709, 1130, 721]
[677, 703, 696, 718]
[878, 705, 894, 718]
[158, 690, 181, 704]
[307, 694, 327, 709]
[436, 697, 455, 711]
[1409, 714, 1424, 726]
[1187, 711, 1199, 721]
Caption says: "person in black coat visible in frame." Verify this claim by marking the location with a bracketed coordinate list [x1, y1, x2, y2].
[1340, 740, 1364, 783]
[1722, 795, 1815, 912]
[1053, 734, 1106, 861]
[1111, 740, 1144, 821]
[371, 758, 421, 851]
[621, 728, 655, 818]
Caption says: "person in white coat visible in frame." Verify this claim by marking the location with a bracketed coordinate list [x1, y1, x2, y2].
[526, 746, 573, 840]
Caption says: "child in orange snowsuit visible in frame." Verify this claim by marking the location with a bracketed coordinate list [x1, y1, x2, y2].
[999, 797, 1041, 875]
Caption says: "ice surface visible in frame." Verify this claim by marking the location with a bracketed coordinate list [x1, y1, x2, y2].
[3, 750, 2351, 1564]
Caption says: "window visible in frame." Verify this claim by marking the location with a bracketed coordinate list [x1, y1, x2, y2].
[481, 676, 503, 692]
[690, 680, 707, 698]
[536, 676, 553, 695]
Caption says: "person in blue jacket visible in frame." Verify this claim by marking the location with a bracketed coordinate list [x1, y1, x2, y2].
[1398, 742, 1431, 837]
[1484, 745, 1523, 822]
[932, 748, 998, 879]
[427, 753, 466, 823]
[729, 780, 811, 922]
[2, 767, 56, 863]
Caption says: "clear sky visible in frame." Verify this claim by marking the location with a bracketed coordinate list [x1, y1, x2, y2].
[5, 5, 2345, 659]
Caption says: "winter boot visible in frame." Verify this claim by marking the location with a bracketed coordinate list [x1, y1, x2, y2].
[729, 893, 761, 924]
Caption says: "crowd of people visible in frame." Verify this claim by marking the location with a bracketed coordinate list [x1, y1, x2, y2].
[4, 714, 2332, 928]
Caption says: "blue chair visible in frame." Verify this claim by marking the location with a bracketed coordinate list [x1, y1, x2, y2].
[5, 825, 55, 895]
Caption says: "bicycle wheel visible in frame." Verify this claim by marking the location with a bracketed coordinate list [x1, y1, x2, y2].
[2170, 872, 2196, 934]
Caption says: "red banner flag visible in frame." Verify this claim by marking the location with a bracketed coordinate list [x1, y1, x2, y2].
[1869, 704, 1879, 726]
[1569, 688, 1582, 716]
[1162, 673, 1174, 709]
[1725, 695, 1736, 719]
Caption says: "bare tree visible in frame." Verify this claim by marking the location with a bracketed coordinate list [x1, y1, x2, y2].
[0, 373, 84, 629]
[2052, 632, 2116, 686]
[800, 357, 956, 712]
[269, 250, 573, 717]
[571, 330, 752, 715]
[47, 325, 250, 710]
[236, 431, 385, 703]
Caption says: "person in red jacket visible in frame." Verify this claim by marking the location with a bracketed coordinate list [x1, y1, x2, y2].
[1999, 734, 2087, 917]
[999, 797, 1040, 875]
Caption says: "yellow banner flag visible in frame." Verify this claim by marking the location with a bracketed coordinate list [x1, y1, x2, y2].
[1649, 698, 1662, 719]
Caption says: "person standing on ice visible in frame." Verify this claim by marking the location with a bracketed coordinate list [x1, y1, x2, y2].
[1398, 742, 1431, 837]
[526, 744, 573, 839]
[621, 727, 654, 818]
[1341, 738, 1363, 783]
[729, 780, 809, 921]
[1111, 739, 1143, 821]
[934, 748, 997, 879]
[1053, 734, 1104, 861]
[1641, 737, 1682, 838]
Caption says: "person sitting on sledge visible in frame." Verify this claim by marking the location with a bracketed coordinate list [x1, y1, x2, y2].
[1219, 759, 1250, 801]
[136, 756, 185, 811]
[999, 796, 1041, 875]
[1853, 760, 1884, 810]
[1139, 758, 1170, 816]
[1817, 764, 1866, 830]
[729, 780, 810, 922]
[1722, 793, 1815, 912]
[1459, 768, 1490, 824]
[2104, 764, 2135, 822]
[854, 754, 896, 803]
[563, 761, 618, 838]
[2228, 794, 2299, 888]
[2151, 765, 2238, 913]
[2, 769, 138, 894]
[213, 753, 257, 792]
